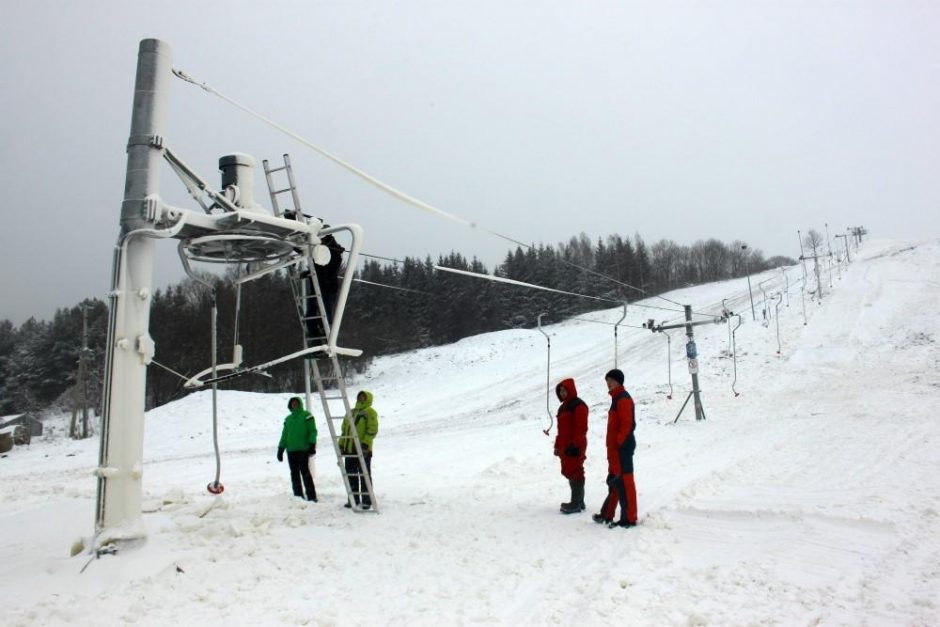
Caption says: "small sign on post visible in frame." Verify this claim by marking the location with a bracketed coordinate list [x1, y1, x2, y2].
[688, 358, 699, 374]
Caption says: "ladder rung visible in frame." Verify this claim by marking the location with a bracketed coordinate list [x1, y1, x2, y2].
[266, 165, 288, 174]
[273, 186, 294, 194]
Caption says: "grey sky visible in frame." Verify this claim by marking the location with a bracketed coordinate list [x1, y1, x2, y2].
[2, 1, 938, 324]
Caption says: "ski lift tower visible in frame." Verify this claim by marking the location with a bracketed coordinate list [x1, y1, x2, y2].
[93, 39, 363, 551]
[647, 306, 727, 422]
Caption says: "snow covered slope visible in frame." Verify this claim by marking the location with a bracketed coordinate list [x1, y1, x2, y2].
[2, 239, 938, 625]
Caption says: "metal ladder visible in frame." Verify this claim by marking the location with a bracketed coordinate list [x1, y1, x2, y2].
[263, 154, 378, 513]
[262, 153, 302, 218]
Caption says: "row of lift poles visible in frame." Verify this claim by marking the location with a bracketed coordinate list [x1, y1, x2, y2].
[535, 223, 865, 428]
[538, 303, 727, 428]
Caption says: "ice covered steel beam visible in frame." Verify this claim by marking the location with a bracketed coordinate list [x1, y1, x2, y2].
[95, 39, 172, 547]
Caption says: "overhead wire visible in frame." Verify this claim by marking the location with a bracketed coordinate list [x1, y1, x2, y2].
[360, 252, 409, 265]
[172, 68, 688, 314]
[435, 265, 621, 304]
[349, 276, 432, 296]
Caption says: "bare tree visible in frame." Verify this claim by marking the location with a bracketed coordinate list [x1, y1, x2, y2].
[803, 229, 824, 253]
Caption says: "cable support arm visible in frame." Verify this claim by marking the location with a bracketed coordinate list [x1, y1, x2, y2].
[651, 314, 727, 333]
[161, 144, 241, 214]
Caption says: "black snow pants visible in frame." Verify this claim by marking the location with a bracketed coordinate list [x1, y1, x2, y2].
[344, 452, 373, 506]
[287, 451, 317, 501]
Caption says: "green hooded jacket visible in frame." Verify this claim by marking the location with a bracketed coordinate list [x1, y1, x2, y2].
[340, 390, 379, 454]
[279, 396, 317, 452]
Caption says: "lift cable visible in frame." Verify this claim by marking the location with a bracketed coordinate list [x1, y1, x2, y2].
[435, 265, 621, 304]
[348, 276, 433, 296]
[568, 316, 647, 330]
[172, 68, 687, 313]
[360, 252, 409, 265]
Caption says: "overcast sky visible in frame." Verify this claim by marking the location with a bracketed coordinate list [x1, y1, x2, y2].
[1, 1, 938, 324]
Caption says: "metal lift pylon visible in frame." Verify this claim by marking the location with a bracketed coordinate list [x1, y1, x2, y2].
[263, 156, 378, 513]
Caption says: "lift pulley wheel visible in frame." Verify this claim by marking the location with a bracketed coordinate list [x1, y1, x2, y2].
[183, 233, 297, 264]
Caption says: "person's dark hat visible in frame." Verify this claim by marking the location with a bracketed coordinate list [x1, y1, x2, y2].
[605, 369, 624, 385]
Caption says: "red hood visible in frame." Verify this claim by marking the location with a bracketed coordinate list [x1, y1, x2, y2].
[556, 378, 578, 401]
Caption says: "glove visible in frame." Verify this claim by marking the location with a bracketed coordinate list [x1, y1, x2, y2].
[563, 445, 580, 458]
[277, 447, 284, 462]
[308, 443, 317, 456]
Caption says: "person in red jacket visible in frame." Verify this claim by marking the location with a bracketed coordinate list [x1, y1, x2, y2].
[553, 378, 588, 514]
[593, 368, 638, 528]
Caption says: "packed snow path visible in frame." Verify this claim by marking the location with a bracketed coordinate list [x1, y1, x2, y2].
[1, 239, 938, 625]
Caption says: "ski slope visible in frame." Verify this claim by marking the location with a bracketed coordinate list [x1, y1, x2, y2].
[1, 239, 938, 626]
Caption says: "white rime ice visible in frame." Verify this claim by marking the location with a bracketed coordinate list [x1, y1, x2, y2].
[1, 238, 939, 625]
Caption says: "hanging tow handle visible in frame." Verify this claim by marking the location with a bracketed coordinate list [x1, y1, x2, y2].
[613, 302, 627, 368]
[537, 313, 553, 436]
[731, 314, 744, 397]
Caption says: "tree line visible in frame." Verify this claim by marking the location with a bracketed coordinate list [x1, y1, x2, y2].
[0, 233, 791, 420]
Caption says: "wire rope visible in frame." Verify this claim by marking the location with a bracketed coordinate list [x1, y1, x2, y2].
[172, 68, 687, 313]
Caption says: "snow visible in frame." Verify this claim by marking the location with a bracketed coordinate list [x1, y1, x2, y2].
[2, 239, 939, 625]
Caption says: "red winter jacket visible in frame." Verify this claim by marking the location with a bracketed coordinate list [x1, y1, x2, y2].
[606, 384, 636, 476]
[554, 378, 588, 463]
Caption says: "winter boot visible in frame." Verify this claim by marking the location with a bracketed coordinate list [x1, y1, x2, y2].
[559, 479, 576, 512]
[573, 479, 585, 511]
[561, 480, 585, 514]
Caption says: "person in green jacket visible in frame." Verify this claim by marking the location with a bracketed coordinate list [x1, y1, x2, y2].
[277, 396, 318, 501]
[340, 390, 379, 509]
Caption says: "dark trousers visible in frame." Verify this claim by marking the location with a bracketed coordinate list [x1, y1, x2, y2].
[344, 452, 373, 506]
[305, 279, 338, 342]
[287, 451, 317, 501]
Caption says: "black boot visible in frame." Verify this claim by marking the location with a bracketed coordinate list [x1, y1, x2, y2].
[561, 480, 585, 514]
[573, 479, 585, 511]
[559, 478, 575, 512]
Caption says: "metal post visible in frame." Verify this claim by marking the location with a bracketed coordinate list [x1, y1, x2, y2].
[685, 305, 706, 421]
[742, 244, 755, 321]
[837, 233, 851, 263]
[664, 332, 673, 399]
[826, 223, 841, 281]
[800, 278, 808, 325]
[722, 298, 732, 353]
[813, 241, 823, 303]
[96, 39, 171, 547]
[773, 293, 783, 354]
[81, 305, 89, 438]
[797, 230, 808, 286]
